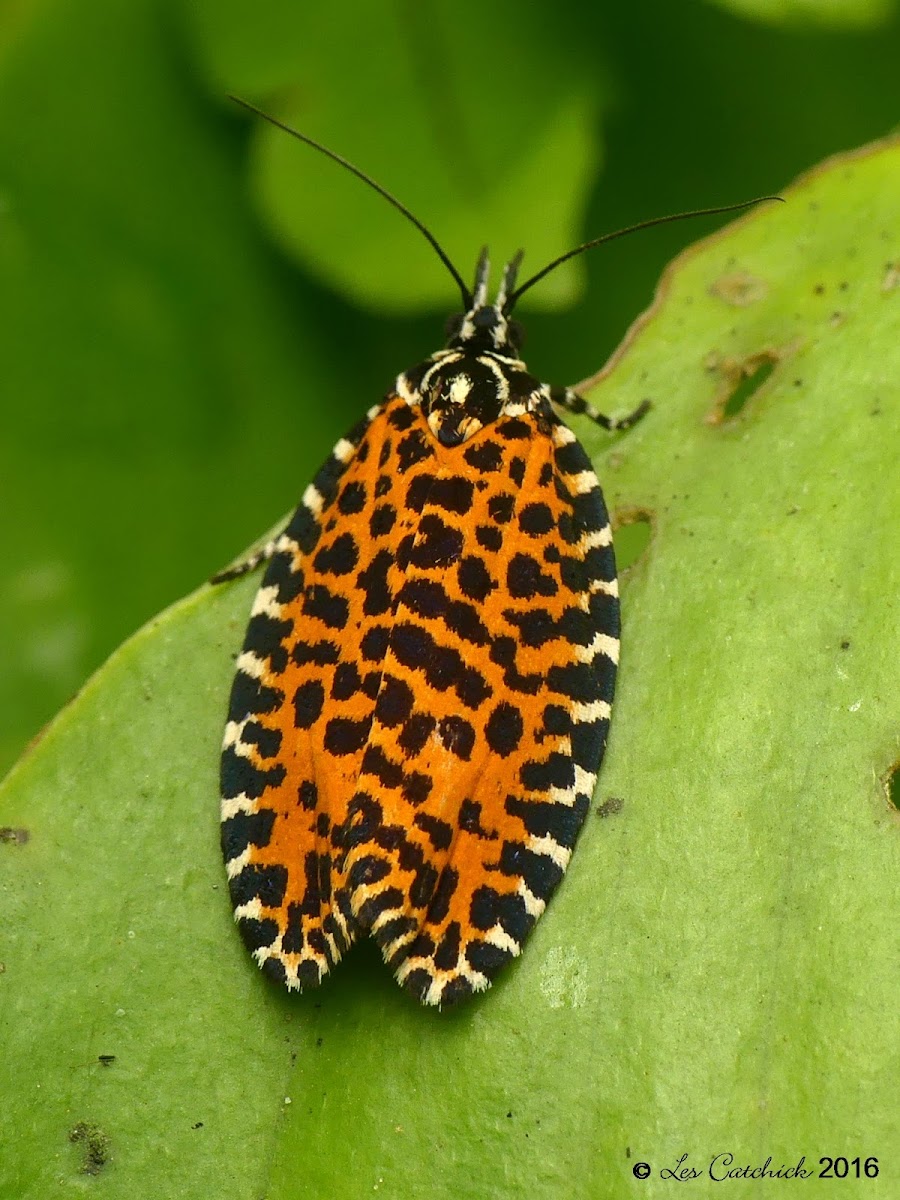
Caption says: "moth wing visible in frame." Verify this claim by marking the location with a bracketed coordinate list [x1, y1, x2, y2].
[341, 411, 619, 1005]
[220, 402, 390, 989]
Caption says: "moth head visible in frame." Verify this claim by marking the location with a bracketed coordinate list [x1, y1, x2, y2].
[422, 358, 510, 447]
[444, 249, 525, 357]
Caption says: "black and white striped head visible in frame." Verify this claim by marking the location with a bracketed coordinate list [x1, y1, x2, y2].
[444, 248, 525, 357]
[415, 250, 535, 448]
[227, 101, 779, 451]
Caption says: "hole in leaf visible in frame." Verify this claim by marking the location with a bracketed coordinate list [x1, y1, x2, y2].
[613, 508, 653, 572]
[706, 349, 782, 423]
[885, 763, 900, 812]
[721, 356, 777, 418]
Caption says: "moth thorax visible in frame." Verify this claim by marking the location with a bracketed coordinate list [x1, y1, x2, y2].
[423, 355, 509, 447]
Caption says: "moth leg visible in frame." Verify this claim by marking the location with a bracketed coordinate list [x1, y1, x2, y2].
[551, 386, 651, 432]
[211, 536, 283, 584]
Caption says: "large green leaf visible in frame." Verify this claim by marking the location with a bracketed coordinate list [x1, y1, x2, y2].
[180, 0, 606, 311]
[704, 0, 896, 30]
[4, 0, 900, 786]
[1, 138, 898, 1199]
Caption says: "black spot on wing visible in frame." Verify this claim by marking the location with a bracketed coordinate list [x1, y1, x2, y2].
[502, 607, 557, 648]
[293, 680, 325, 729]
[433, 921, 462, 970]
[298, 780, 318, 810]
[465, 939, 510, 977]
[221, 807, 277, 860]
[414, 811, 454, 851]
[497, 417, 532, 440]
[324, 716, 372, 756]
[410, 859, 440, 908]
[237, 916, 279, 953]
[457, 555, 495, 602]
[331, 662, 362, 701]
[518, 501, 555, 536]
[459, 798, 498, 840]
[284, 505, 319, 556]
[304, 584, 350, 630]
[469, 885, 533, 943]
[399, 713, 435, 756]
[475, 524, 503, 552]
[390, 622, 491, 709]
[264, 552, 305, 605]
[570, 719, 607, 771]
[221, 747, 286, 800]
[369, 503, 397, 538]
[498, 840, 562, 900]
[590, 590, 620, 638]
[553, 437, 591, 476]
[437, 715, 476, 760]
[358, 548, 394, 616]
[508, 457, 526, 487]
[489, 636, 543, 696]
[557, 605, 597, 646]
[243, 624, 285, 681]
[485, 702, 524, 756]
[405, 473, 434, 513]
[520, 752, 576, 794]
[425, 865, 459, 923]
[402, 967, 435, 1003]
[375, 674, 415, 726]
[313, 532, 359, 576]
[426, 475, 475, 514]
[348, 856, 393, 894]
[240, 720, 282, 759]
[389, 401, 417, 430]
[337, 479, 366, 514]
[360, 625, 391, 662]
[228, 672, 284, 722]
[438, 975, 474, 1006]
[292, 639, 340, 668]
[408, 514, 464, 569]
[397, 429, 432, 472]
[229, 862, 288, 909]
[505, 794, 586, 847]
[559, 545, 616, 593]
[398, 578, 490, 647]
[487, 493, 515, 524]
[506, 553, 558, 599]
[463, 440, 504, 472]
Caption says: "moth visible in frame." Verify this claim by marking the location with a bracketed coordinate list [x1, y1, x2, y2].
[217, 98, 773, 1006]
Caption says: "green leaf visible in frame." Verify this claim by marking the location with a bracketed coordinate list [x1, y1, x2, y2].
[180, 0, 607, 311]
[703, 0, 896, 31]
[2, 138, 898, 1199]
[0, 0, 361, 776]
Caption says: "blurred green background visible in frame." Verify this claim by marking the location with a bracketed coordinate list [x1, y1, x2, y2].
[1, 0, 898, 777]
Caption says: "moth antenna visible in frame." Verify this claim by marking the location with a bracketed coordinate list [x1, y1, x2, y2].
[496, 250, 524, 309]
[229, 95, 473, 309]
[505, 196, 785, 311]
[471, 247, 491, 308]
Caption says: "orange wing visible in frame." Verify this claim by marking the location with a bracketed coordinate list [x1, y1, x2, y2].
[221, 395, 619, 1005]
